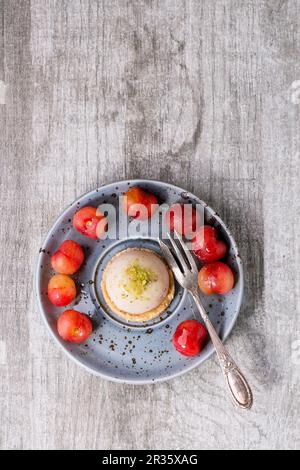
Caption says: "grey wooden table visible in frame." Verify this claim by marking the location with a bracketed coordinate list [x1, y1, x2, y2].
[1, 0, 299, 450]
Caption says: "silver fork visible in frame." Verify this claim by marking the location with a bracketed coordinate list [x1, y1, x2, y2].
[158, 231, 253, 410]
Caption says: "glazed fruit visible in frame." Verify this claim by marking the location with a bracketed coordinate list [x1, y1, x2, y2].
[173, 319, 208, 357]
[57, 309, 93, 343]
[73, 206, 107, 239]
[51, 240, 84, 275]
[123, 186, 158, 220]
[48, 274, 76, 307]
[192, 226, 227, 263]
[165, 203, 200, 237]
[198, 262, 234, 295]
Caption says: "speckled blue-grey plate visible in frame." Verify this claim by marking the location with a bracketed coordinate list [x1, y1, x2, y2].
[36, 180, 243, 383]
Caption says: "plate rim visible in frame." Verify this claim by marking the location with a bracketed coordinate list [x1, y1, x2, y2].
[35, 178, 244, 384]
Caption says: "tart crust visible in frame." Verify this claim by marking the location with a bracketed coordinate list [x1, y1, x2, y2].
[101, 248, 175, 322]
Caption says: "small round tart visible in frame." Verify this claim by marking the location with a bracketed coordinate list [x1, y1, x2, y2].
[101, 248, 174, 322]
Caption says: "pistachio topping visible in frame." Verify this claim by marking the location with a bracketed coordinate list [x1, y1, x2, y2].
[122, 260, 157, 298]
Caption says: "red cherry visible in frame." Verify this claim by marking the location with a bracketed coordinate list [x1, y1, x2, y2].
[73, 206, 107, 239]
[198, 262, 234, 295]
[165, 203, 200, 237]
[123, 187, 158, 220]
[51, 240, 84, 275]
[173, 320, 208, 357]
[57, 310, 92, 343]
[48, 274, 76, 307]
[192, 226, 227, 263]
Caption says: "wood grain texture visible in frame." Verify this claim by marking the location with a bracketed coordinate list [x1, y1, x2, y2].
[0, 0, 299, 450]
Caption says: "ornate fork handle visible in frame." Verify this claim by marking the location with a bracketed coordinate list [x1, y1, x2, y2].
[191, 290, 253, 410]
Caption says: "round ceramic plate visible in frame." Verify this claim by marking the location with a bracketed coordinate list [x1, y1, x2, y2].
[36, 180, 243, 383]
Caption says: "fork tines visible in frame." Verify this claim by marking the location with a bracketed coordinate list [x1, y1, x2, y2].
[158, 230, 198, 286]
